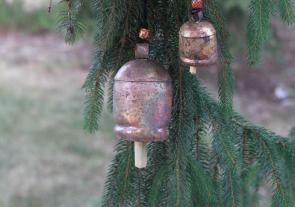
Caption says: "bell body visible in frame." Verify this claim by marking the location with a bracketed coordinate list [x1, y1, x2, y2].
[179, 20, 218, 66]
[113, 59, 172, 142]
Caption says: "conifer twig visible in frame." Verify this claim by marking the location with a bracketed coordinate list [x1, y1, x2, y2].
[48, 0, 53, 13]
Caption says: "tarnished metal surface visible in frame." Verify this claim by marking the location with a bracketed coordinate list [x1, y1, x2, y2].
[113, 59, 172, 142]
[134, 43, 149, 59]
[179, 20, 218, 66]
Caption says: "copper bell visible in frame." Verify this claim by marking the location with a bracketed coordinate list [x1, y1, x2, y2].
[179, 18, 218, 66]
[113, 43, 172, 142]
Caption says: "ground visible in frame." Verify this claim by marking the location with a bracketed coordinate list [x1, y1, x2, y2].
[0, 30, 115, 207]
[0, 18, 294, 207]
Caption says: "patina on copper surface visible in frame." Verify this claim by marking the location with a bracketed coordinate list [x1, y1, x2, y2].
[179, 20, 218, 66]
[113, 44, 172, 142]
[134, 43, 149, 59]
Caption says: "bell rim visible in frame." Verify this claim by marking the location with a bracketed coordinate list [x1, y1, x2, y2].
[115, 125, 169, 142]
[180, 56, 218, 66]
[114, 80, 172, 83]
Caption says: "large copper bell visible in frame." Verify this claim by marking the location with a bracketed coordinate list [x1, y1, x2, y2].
[179, 18, 218, 66]
[113, 43, 172, 143]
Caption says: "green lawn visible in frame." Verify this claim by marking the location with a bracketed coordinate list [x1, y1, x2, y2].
[0, 32, 115, 207]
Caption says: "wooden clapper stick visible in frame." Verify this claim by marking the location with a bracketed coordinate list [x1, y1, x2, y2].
[134, 142, 147, 168]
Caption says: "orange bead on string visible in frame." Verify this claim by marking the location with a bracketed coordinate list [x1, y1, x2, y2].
[192, 0, 203, 10]
[139, 28, 150, 40]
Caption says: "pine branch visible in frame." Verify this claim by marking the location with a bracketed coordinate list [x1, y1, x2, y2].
[192, 78, 239, 170]
[258, 140, 290, 207]
[247, 0, 271, 64]
[57, 0, 86, 44]
[69, 1, 295, 206]
[189, 160, 217, 206]
[222, 167, 241, 207]
[213, 126, 239, 170]
[195, 117, 216, 174]
[83, 57, 107, 133]
[289, 123, 295, 139]
[149, 167, 168, 207]
[204, 0, 234, 115]
[218, 64, 234, 117]
[101, 141, 136, 207]
[204, 0, 232, 63]
[135, 169, 149, 207]
[277, 0, 295, 25]
[240, 163, 261, 207]
[106, 71, 115, 113]
[284, 151, 295, 204]
[82, 0, 141, 133]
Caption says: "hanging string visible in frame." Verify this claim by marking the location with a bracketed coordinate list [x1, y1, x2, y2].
[139, 0, 150, 41]
[143, 0, 148, 29]
[191, 0, 203, 21]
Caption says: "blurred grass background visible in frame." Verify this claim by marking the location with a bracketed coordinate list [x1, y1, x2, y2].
[0, 0, 56, 31]
[0, 1, 294, 207]
[0, 1, 115, 207]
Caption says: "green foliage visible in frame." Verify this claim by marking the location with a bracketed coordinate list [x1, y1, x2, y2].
[57, 0, 87, 44]
[247, 0, 271, 65]
[57, 0, 295, 206]
[290, 124, 295, 138]
[277, 0, 295, 25]
[223, 0, 249, 11]
[247, 0, 295, 64]
[82, 58, 108, 133]
[0, 1, 56, 31]
[82, 0, 139, 132]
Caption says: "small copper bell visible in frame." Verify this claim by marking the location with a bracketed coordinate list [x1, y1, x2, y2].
[179, 1, 218, 67]
[179, 20, 217, 66]
[113, 43, 172, 142]
[113, 41, 172, 168]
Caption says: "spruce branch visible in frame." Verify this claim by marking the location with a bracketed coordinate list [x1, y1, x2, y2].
[149, 167, 168, 207]
[195, 117, 216, 174]
[259, 139, 289, 206]
[188, 159, 217, 206]
[222, 168, 241, 207]
[240, 163, 261, 207]
[290, 123, 295, 139]
[64, 0, 295, 206]
[277, 0, 295, 25]
[247, 0, 270, 64]
[82, 0, 141, 133]
[204, 0, 232, 63]
[57, 0, 86, 44]
[101, 141, 135, 207]
[218, 64, 234, 117]
[83, 59, 107, 133]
